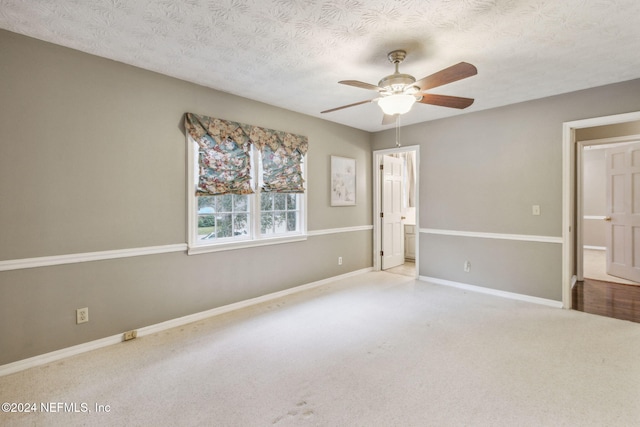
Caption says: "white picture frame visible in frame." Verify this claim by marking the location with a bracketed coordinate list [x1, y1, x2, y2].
[331, 156, 356, 206]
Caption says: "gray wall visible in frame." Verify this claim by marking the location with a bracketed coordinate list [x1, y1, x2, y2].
[372, 79, 640, 301]
[582, 148, 606, 248]
[576, 120, 640, 141]
[0, 31, 372, 365]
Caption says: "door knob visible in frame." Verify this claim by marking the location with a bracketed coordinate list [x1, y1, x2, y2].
[604, 217, 612, 221]
[401, 216, 406, 220]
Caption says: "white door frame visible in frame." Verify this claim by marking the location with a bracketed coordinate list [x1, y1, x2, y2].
[562, 111, 640, 308]
[373, 145, 420, 276]
[577, 136, 640, 282]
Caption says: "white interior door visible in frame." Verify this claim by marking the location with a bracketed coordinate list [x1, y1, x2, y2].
[605, 142, 640, 282]
[381, 155, 404, 270]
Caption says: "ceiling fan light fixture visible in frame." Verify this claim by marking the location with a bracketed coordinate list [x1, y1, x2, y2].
[378, 94, 416, 115]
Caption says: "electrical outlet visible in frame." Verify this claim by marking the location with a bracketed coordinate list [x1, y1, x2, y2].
[338, 256, 343, 265]
[76, 307, 89, 324]
[464, 261, 471, 273]
[532, 205, 541, 216]
[123, 330, 137, 341]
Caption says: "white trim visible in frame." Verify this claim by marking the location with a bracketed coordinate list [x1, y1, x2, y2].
[577, 136, 640, 282]
[188, 234, 308, 255]
[584, 245, 606, 251]
[372, 145, 420, 275]
[0, 244, 187, 272]
[0, 267, 373, 377]
[0, 227, 373, 271]
[308, 225, 373, 236]
[579, 134, 640, 147]
[420, 228, 563, 244]
[562, 111, 640, 309]
[420, 276, 564, 309]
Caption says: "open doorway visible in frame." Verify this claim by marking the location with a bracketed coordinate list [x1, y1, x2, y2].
[373, 146, 419, 278]
[563, 111, 640, 320]
[580, 139, 640, 286]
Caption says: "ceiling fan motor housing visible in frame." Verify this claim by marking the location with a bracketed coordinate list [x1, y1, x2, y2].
[378, 73, 418, 94]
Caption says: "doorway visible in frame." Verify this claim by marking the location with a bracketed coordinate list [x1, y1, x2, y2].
[580, 139, 640, 286]
[562, 111, 640, 311]
[373, 146, 419, 278]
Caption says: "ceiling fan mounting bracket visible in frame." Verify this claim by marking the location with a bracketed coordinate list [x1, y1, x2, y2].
[387, 50, 407, 65]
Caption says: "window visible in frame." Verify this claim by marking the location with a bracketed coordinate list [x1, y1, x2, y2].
[260, 193, 301, 235]
[197, 194, 249, 241]
[185, 113, 307, 254]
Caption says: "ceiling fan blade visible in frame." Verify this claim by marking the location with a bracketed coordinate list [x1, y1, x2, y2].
[321, 99, 375, 114]
[339, 80, 381, 91]
[381, 114, 397, 125]
[418, 94, 475, 109]
[415, 62, 477, 91]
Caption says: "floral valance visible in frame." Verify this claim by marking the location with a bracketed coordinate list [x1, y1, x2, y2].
[250, 127, 308, 156]
[185, 113, 253, 196]
[185, 113, 308, 195]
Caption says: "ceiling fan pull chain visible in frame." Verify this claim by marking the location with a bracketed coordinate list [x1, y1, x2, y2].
[395, 116, 401, 147]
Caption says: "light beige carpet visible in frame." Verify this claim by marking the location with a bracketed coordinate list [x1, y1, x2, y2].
[1, 272, 640, 426]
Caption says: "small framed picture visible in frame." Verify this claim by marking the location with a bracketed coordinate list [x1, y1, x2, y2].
[331, 156, 356, 206]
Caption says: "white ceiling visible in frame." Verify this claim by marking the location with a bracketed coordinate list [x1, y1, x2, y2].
[1, 0, 640, 132]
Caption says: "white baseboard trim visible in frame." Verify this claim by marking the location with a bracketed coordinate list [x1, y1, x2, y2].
[0, 267, 372, 377]
[420, 275, 564, 309]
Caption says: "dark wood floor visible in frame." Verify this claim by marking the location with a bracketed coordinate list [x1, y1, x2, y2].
[573, 279, 640, 323]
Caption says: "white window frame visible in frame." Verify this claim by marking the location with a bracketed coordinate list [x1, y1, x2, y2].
[186, 135, 307, 255]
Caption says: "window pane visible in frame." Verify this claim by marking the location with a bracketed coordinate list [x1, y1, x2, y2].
[287, 194, 297, 210]
[287, 212, 297, 232]
[197, 215, 216, 239]
[234, 213, 249, 237]
[274, 212, 287, 233]
[198, 197, 216, 213]
[216, 195, 233, 213]
[261, 193, 273, 211]
[216, 214, 233, 238]
[233, 194, 248, 212]
[274, 193, 286, 210]
[261, 212, 274, 234]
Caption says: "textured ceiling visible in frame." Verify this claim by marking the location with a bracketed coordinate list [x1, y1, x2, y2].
[1, 0, 640, 132]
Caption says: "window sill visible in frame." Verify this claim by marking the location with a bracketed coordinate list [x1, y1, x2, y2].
[187, 234, 307, 255]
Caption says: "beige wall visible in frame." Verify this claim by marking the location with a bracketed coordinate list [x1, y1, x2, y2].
[372, 79, 640, 301]
[582, 148, 607, 248]
[0, 30, 372, 365]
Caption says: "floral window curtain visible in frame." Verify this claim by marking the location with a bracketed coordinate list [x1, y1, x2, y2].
[184, 113, 254, 196]
[250, 127, 308, 193]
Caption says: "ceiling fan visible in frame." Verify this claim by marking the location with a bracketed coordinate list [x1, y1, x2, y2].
[321, 50, 477, 124]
